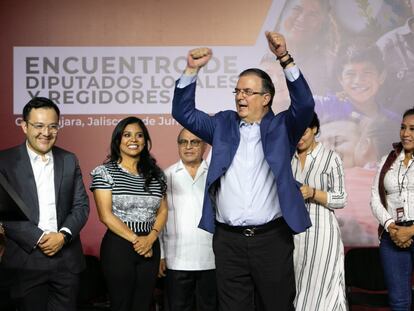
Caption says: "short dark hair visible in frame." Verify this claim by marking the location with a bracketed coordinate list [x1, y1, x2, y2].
[107, 116, 166, 193]
[335, 44, 384, 78]
[239, 68, 275, 107]
[22, 97, 60, 121]
[403, 107, 414, 119]
[309, 112, 320, 135]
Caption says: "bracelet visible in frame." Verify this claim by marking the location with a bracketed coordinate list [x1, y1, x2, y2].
[276, 51, 289, 60]
[280, 57, 294, 69]
[151, 228, 159, 233]
[311, 188, 316, 199]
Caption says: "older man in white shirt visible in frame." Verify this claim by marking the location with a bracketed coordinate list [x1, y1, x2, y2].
[159, 128, 216, 311]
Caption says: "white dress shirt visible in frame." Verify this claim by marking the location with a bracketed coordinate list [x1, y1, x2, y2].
[371, 150, 414, 229]
[26, 144, 57, 233]
[216, 121, 282, 225]
[161, 160, 215, 271]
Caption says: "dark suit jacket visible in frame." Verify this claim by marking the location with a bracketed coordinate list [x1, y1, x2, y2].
[172, 72, 314, 234]
[0, 143, 89, 273]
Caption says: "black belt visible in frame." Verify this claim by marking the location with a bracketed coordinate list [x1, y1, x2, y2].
[395, 220, 414, 227]
[215, 218, 285, 237]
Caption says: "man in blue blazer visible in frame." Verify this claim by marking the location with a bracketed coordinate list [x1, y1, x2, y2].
[172, 32, 314, 310]
[0, 97, 89, 311]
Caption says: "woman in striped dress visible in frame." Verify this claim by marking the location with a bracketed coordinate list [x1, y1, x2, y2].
[90, 116, 167, 311]
[291, 113, 348, 310]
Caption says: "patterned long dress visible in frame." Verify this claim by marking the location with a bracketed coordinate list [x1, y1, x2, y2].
[291, 143, 348, 311]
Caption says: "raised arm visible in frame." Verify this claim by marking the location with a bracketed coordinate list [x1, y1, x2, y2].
[184, 48, 213, 75]
[266, 31, 295, 69]
[266, 31, 315, 146]
[172, 48, 216, 144]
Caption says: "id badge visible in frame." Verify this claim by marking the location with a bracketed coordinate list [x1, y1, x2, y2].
[396, 207, 405, 221]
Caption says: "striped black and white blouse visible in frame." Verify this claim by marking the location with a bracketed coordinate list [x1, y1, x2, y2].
[90, 161, 166, 233]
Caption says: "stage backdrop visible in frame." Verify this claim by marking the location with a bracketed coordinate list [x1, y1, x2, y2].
[1, 0, 413, 256]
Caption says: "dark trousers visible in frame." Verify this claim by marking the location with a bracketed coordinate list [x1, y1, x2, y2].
[213, 220, 295, 311]
[11, 255, 79, 311]
[166, 269, 217, 311]
[100, 230, 160, 311]
[380, 232, 414, 310]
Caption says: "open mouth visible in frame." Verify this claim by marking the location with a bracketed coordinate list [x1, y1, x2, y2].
[350, 85, 369, 94]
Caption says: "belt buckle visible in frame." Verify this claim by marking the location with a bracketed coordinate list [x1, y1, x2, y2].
[243, 228, 255, 237]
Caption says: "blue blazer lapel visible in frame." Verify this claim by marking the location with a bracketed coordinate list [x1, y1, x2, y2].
[229, 117, 241, 161]
[260, 110, 274, 145]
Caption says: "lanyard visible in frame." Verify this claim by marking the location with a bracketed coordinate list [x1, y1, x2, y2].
[397, 159, 414, 196]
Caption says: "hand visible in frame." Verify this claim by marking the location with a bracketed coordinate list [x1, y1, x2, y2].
[185, 48, 212, 73]
[390, 231, 412, 248]
[158, 258, 167, 277]
[132, 234, 156, 256]
[387, 222, 397, 235]
[143, 248, 153, 258]
[38, 232, 65, 256]
[265, 31, 288, 58]
[300, 185, 314, 200]
[390, 225, 414, 247]
[395, 239, 412, 248]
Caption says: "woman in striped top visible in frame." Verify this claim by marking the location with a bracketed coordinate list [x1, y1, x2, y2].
[291, 113, 347, 310]
[90, 116, 167, 311]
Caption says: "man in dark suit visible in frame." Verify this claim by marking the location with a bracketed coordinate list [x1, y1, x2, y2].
[172, 32, 314, 310]
[0, 97, 89, 311]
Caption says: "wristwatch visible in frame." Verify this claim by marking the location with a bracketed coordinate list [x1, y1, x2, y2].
[60, 230, 72, 245]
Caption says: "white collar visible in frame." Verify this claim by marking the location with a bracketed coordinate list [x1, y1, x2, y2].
[26, 141, 53, 163]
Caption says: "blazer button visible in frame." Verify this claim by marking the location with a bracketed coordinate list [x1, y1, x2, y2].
[222, 167, 226, 171]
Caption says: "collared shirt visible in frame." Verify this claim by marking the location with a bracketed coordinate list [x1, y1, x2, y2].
[161, 160, 214, 270]
[26, 143, 57, 233]
[216, 121, 281, 225]
[371, 150, 414, 229]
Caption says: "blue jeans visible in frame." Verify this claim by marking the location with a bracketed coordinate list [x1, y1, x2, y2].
[380, 232, 414, 311]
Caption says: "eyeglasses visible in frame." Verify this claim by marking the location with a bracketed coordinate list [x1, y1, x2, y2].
[26, 121, 60, 133]
[177, 139, 202, 147]
[233, 88, 266, 97]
